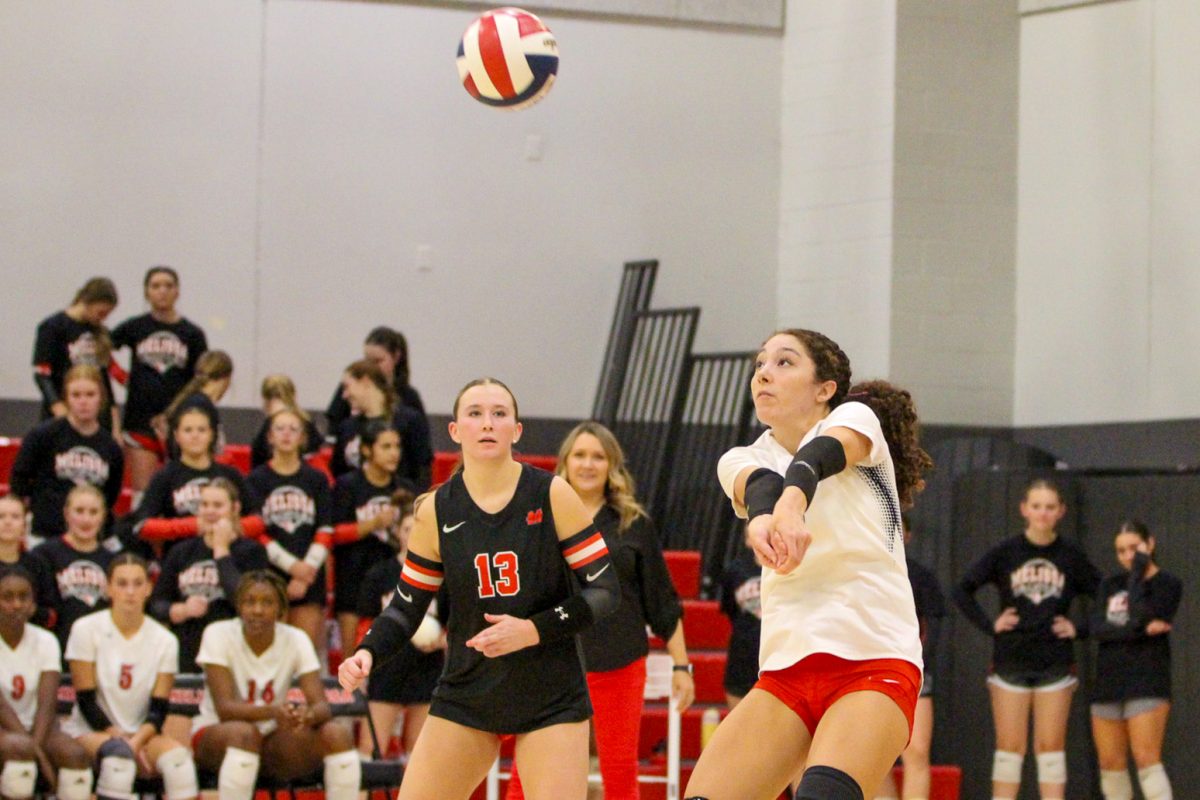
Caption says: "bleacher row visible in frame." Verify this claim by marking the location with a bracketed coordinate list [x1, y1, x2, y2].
[0, 439, 959, 800]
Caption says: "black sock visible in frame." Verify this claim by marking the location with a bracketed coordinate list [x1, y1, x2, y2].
[793, 765, 864, 800]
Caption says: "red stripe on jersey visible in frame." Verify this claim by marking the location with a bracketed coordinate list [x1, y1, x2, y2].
[570, 548, 608, 570]
[402, 571, 441, 592]
[563, 532, 604, 558]
[404, 560, 443, 579]
[477, 15, 515, 98]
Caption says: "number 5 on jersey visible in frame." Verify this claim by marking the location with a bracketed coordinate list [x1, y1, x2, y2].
[474, 551, 520, 598]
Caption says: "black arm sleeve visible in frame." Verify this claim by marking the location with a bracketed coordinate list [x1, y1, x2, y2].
[215, 554, 244, 603]
[76, 688, 113, 731]
[953, 549, 999, 636]
[744, 468, 784, 520]
[357, 553, 441, 668]
[631, 517, 683, 640]
[33, 372, 60, 408]
[529, 525, 620, 643]
[783, 435, 847, 507]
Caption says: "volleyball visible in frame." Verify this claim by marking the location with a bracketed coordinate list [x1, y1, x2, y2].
[456, 7, 558, 110]
[411, 614, 443, 651]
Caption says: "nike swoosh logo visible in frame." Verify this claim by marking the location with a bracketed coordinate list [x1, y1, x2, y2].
[442, 521, 466, 532]
[398, 590, 413, 603]
[585, 564, 611, 582]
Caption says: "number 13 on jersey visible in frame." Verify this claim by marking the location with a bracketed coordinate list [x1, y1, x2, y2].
[474, 551, 521, 598]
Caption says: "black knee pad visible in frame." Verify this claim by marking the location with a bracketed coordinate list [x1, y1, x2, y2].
[794, 765, 864, 800]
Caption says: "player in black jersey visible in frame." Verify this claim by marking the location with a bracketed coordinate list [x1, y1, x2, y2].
[9, 366, 124, 540]
[354, 489, 444, 761]
[249, 376, 323, 470]
[149, 479, 270, 672]
[245, 410, 332, 650]
[330, 421, 413, 662]
[132, 408, 248, 554]
[31, 278, 119, 431]
[954, 479, 1101, 800]
[160, 351, 233, 462]
[1089, 520, 1181, 800]
[110, 267, 208, 498]
[330, 360, 433, 489]
[340, 378, 620, 800]
[26, 486, 123, 656]
[325, 326, 427, 435]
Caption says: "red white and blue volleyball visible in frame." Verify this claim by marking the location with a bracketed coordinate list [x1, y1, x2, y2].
[457, 8, 558, 110]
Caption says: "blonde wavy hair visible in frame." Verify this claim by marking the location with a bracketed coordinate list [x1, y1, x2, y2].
[556, 421, 646, 533]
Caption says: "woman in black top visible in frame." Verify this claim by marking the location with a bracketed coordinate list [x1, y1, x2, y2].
[31, 277, 119, 431]
[110, 267, 208, 497]
[507, 421, 693, 800]
[325, 326, 426, 434]
[330, 359, 432, 489]
[1090, 520, 1181, 800]
[9, 366, 124, 539]
[954, 479, 1101, 800]
[339, 378, 619, 800]
[161, 351, 233, 462]
[149, 479, 270, 673]
[249, 375, 322, 470]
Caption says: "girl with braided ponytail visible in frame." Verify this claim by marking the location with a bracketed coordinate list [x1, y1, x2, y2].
[685, 329, 932, 800]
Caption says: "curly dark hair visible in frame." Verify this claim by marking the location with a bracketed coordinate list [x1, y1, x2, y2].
[772, 329, 933, 509]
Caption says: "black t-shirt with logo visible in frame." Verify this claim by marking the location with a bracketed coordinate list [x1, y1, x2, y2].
[32, 311, 114, 418]
[136, 461, 248, 523]
[9, 418, 124, 537]
[27, 536, 122, 655]
[329, 408, 434, 491]
[111, 314, 208, 434]
[330, 469, 413, 612]
[245, 463, 333, 559]
[148, 535, 270, 672]
[1091, 561, 1183, 702]
[955, 534, 1101, 672]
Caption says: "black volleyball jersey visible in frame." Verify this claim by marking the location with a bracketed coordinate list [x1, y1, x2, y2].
[111, 314, 207, 433]
[245, 463, 333, 558]
[430, 464, 590, 733]
[1091, 564, 1182, 702]
[148, 535, 270, 672]
[27, 536, 121, 654]
[32, 312, 113, 416]
[955, 534, 1101, 673]
[329, 408, 434, 490]
[9, 417, 124, 537]
[580, 507, 681, 673]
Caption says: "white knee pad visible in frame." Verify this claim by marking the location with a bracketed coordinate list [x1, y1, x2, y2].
[1036, 751, 1067, 785]
[0, 760, 37, 799]
[1100, 769, 1133, 800]
[56, 767, 94, 800]
[992, 750, 1023, 784]
[156, 747, 198, 800]
[95, 738, 137, 800]
[1137, 763, 1172, 800]
[218, 746, 261, 800]
[322, 749, 362, 800]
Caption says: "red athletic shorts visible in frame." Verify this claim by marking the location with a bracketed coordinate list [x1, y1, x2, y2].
[754, 653, 921, 738]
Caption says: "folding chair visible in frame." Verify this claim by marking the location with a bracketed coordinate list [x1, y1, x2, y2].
[485, 652, 681, 800]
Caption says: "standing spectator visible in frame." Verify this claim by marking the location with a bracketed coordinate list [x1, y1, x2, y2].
[330, 360, 432, 489]
[325, 326, 426, 434]
[249, 376, 322, 470]
[111, 266, 208, 500]
[32, 277, 119, 432]
[161, 351, 233, 462]
[9, 366, 123, 539]
[1090, 520, 1182, 800]
[719, 543, 762, 708]
[953, 479, 1101, 800]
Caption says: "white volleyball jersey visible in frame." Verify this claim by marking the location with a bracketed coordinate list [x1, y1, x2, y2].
[0, 623, 61, 730]
[63, 610, 179, 735]
[192, 619, 321, 735]
[716, 401, 923, 672]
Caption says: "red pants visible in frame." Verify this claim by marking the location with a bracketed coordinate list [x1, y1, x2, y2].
[505, 657, 647, 800]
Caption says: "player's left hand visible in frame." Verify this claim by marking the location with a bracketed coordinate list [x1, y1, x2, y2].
[466, 614, 539, 657]
[768, 490, 812, 575]
[671, 670, 695, 713]
[1051, 615, 1076, 639]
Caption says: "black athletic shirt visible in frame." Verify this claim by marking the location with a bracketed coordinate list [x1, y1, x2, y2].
[8, 418, 124, 537]
[135, 461, 248, 529]
[326, 383, 426, 433]
[579, 507, 681, 673]
[429, 464, 591, 733]
[245, 463, 333, 559]
[148, 535, 269, 672]
[329, 409, 433, 490]
[249, 417, 323, 470]
[954, 534, 1101, 673]
[1090, 556, 1183, 702]
[356, 557, 446, 700]
[31, 311, 114, 419]
[111, 314, 207, 434]
[26, 535, 122, 654]
[330, 470, 414, 613]
[719, 547, 762, 696]
[907, 557, 947, 667]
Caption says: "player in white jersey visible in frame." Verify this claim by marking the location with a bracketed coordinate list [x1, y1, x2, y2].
[63, 554, 197, 800]
[192, 571, 361, 800]
[685, 329, 933, 800]
[0, 566, 92, 800]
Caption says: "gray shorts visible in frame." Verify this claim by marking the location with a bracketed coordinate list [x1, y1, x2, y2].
[1090, 697, 1168, 720]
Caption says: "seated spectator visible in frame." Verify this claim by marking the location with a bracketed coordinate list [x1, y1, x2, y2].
[161, 350, 233, 461]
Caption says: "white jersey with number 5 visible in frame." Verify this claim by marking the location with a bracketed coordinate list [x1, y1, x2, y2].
[63, 610, 179, 735]
[717, 401, 922, 672]
[192, 618, 321, 735]
[0, 623, 61, 730]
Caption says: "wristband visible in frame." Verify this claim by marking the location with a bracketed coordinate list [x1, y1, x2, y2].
[672, 664, 693, 675]
[743, 468, 784, 519]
